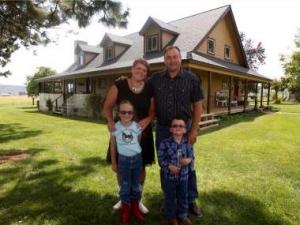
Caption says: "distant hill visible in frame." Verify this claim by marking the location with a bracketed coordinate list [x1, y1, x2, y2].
[0, 84, 27, 96]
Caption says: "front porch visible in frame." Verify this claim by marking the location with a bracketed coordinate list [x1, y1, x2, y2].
[189, 66, 271, 115]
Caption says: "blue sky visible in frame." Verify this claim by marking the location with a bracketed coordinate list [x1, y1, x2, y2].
[1, 0, 299, 85]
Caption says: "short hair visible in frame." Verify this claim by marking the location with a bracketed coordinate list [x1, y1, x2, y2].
[132, 58, 150, 76]
[169, 116, 186, 126]
[163, 46, 181, 56]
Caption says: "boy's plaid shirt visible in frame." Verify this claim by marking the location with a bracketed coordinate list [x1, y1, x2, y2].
[158, 136, 194, 181]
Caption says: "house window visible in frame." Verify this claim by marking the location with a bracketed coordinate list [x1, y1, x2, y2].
[207, 38, 215, 55]
[146, 34, 158, 52]
[105, 47, 114, 60]
[224, 45, 231, 60]
[67, 81, 74, 94]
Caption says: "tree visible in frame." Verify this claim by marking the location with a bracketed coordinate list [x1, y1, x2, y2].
[280, 29, 300, 94]
[240, 32, 266, 71]
[271, 79, 282, 103]
[26, 67, 56, 105]
[0, 0, 129, 77]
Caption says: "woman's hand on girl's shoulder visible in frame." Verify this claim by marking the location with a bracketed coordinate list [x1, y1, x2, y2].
[138, 117, 151, 130]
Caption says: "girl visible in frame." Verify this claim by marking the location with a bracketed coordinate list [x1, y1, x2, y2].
[110, 100, 144, 225]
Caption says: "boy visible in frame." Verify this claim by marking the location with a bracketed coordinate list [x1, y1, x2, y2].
[158, 117, 193, 225]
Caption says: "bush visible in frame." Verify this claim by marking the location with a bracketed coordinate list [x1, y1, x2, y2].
[85, 94, 103, 119]
[274, 99, 281, 104]
[46, 99, 53, 111]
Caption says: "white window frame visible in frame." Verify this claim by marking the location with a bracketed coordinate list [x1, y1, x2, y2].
[146, 34, 158, 52]
[207, 38, 216, 55]
[105, 47, 114, 60]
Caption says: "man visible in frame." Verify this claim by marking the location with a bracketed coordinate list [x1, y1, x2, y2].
[149, 46, 204, 218]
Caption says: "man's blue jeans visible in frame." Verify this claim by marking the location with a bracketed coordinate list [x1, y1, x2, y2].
[118, 153, 142, 204]
[164, 176, 188, 219]
[156, 123, 198, 203]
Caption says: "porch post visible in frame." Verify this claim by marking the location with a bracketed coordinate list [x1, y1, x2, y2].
[228, 76, 232, 114]
[74, 79, 77, 94]
[260, 82, 264, 107]
[254, 82, 258, 110]
[63, 80, 66, 103]
[243, 79, 248, 112]
[207, 71, 212, 114]
[267, 83, 271, 106]
[86, 78, 90, 94]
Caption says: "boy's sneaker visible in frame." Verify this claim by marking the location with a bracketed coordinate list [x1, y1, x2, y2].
[139, 201, 149, 214]
[112, 200, 122, 210]
[178, 217, 192, 225]
[188, 202, 203, 218]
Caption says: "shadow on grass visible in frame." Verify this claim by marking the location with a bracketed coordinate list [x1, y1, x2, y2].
[0, 148, 48, 189]
[0, 123, 43, 143]
[0, 152, 290, 225]
[0, 155, 118, 225]
[81, 156, 109, 167]
[17, 106, 37, 110]
[23, 109, 108, 125]
[145, 190, 289, 225]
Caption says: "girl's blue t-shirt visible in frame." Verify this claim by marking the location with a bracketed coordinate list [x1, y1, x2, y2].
[113, 121, 142, 157]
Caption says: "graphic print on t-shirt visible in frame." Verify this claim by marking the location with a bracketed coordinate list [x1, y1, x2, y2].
[122, 130, 133, 143]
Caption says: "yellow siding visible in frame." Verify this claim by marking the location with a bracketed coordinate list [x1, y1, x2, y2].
[197, 13, 244, 66]
[115, 45, 126, 57]
[162, 31, 174, 48]
[84, 52, 96, 64]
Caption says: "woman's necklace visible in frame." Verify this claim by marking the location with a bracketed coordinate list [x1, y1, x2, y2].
[130, 79, 144, 93]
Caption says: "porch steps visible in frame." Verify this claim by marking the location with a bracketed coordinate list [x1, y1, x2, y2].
[199, 113, 220, 130]
[53, 106, 63, 115]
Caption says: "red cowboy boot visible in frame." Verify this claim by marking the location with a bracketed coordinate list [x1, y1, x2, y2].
[131, 200, 144, 223]
[120, 202, 131, 225]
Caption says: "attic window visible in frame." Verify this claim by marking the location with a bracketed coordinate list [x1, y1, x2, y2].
[105, 47, 114, 60]
[224, 45, 231, 60]
[79, 55, 84, 65]
[146, 34, 158, 52]
[207, 38, 215, 55]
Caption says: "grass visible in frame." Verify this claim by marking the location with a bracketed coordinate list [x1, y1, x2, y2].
[0, 96, 299, 225]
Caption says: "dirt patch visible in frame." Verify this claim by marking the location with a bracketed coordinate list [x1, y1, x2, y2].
[0, 152, 31, 164]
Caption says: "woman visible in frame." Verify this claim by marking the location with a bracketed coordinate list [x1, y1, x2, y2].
[103, 58, 155, 213]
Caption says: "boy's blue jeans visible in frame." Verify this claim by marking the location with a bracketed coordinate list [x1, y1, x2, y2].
[164, 176, 188, 219]
[118, 153, 142, 204]
[156, 123, 199, 203]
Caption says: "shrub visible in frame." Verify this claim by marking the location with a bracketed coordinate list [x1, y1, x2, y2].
[46, 99, 53, 111]
[85, 94, 103, 119]
[274, 98, 281, 104]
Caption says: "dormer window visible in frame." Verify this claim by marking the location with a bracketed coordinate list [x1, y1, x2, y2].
[79, 55, 84, 65]
[207, 38, 216, 55]
[105, 47, 114, 61]
[224, 45, 231, 60]
[146, 34, 158, 52]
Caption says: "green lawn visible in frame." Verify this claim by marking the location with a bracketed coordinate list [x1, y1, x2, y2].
[0, 97, 299, 225]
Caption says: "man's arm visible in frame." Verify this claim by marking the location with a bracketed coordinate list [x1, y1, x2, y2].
[188, 101, 203, 144]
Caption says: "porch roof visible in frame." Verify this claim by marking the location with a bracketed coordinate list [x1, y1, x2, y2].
[37, 51, 271, 82]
